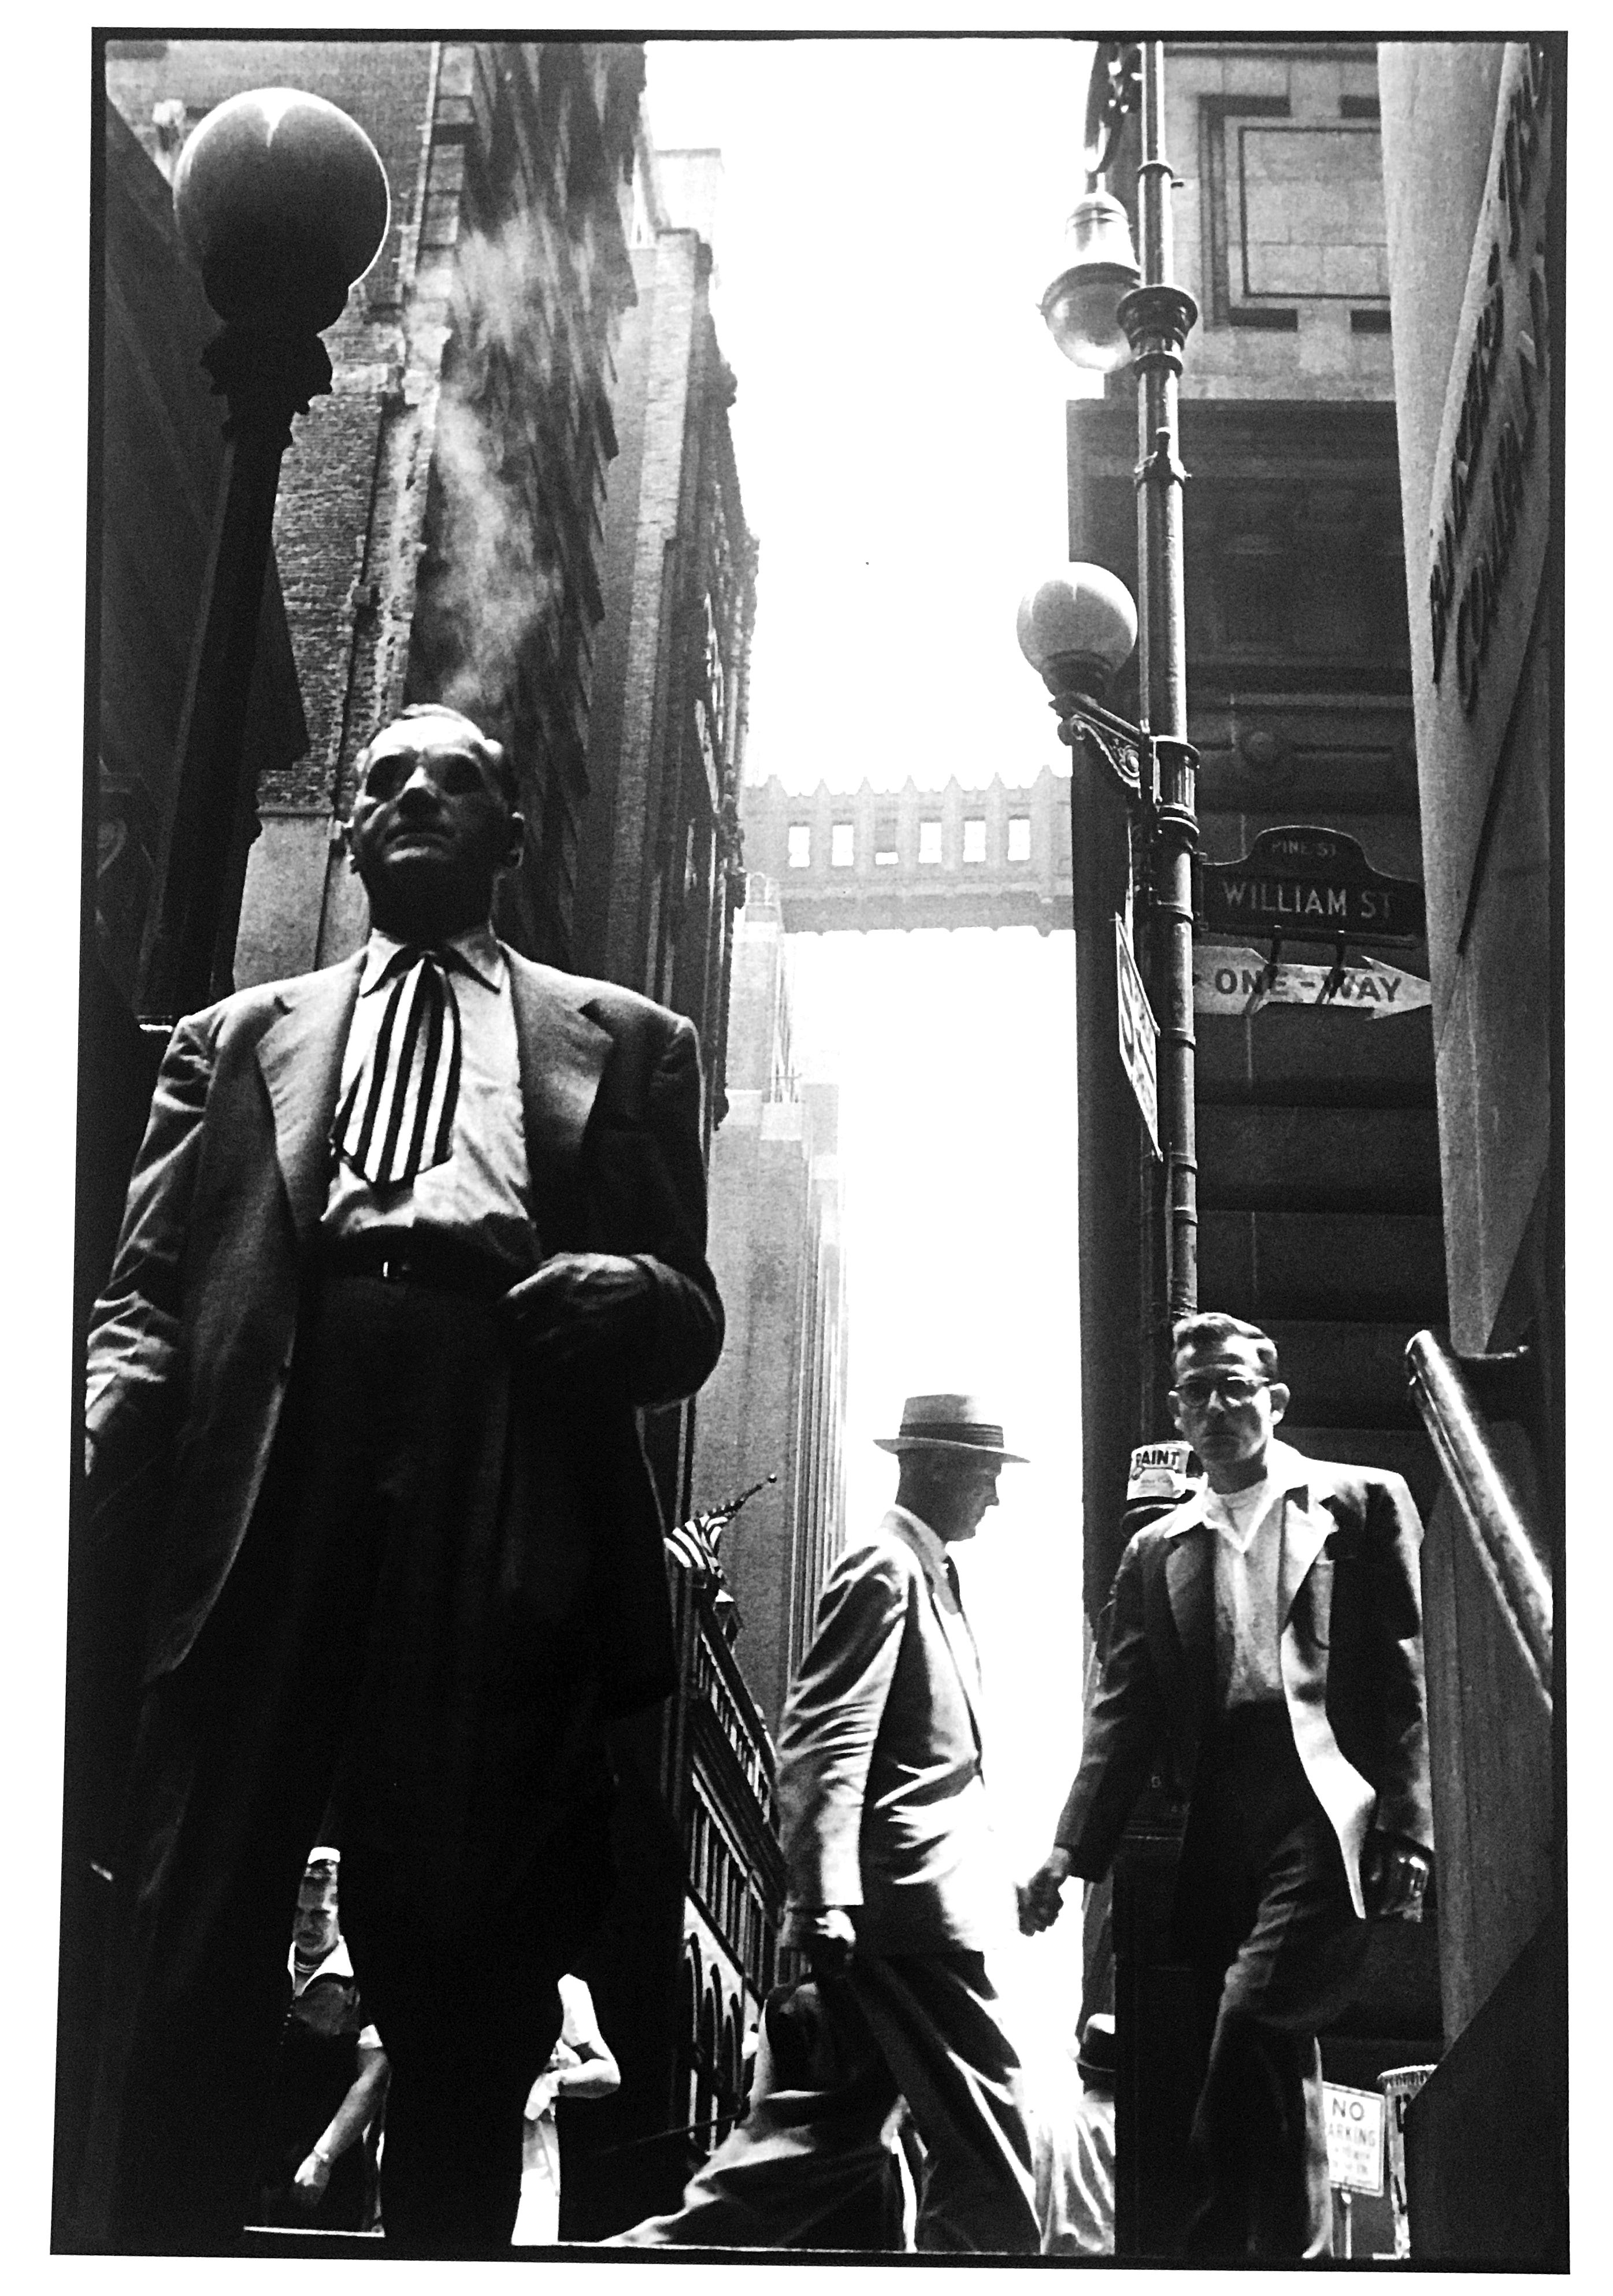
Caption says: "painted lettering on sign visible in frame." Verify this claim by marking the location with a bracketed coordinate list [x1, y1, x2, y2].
[1114, 914, 1160, 1159]
[1323, 2084, 1385, 2197]
[1193, 945, 1431, 1019]
[1427, 39, 1552, 714]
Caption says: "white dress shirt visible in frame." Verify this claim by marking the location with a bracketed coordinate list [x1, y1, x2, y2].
[1207, 1470, 1288, 1709]
[322, 924, 540, 1273]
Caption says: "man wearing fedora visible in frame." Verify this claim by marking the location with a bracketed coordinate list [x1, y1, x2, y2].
[611, 1393, 1039, 2253]
[1019, 1311, 1432, 2260]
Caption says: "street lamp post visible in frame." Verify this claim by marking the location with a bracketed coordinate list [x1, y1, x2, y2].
[136, 87, 389, 1021]
[1022, 38, 1200, 1378]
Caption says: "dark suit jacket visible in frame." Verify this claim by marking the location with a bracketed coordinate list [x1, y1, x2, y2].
[85, 944, 723, 1718]
[1054, 1442, 1432, 1920]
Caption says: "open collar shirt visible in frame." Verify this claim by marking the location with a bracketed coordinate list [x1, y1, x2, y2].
[1204, 1440, 1312, 1711]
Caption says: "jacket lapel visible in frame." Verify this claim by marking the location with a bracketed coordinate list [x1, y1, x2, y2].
[506, 951, 613, 1214]
[1280, 1490, 1336, 1627]
[1162, 1497, 1217, 1722]
[254, 955, 365, 1237]
[886, 1512, 985, 1757]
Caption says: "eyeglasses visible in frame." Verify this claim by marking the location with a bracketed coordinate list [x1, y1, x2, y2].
[1172, 1371, 1271, 1407]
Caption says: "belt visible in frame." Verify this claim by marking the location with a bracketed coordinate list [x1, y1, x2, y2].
[320, 1229, 516, 1297]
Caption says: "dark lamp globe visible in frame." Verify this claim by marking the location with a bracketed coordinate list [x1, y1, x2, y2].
[1016, 567, 1139, 696]
[173, 87, 390, 333]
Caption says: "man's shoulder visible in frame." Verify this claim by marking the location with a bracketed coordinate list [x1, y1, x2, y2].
[825, 1519, 925, 1595]
[1282, 1446, 1418, 1517]
[175, 955, 362, 1038]
[503, 949, 692, 1044]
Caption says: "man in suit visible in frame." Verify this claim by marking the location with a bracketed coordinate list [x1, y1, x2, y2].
[1019, 1311, 1433, 2260]
[77, 703, 722, 2254]
[613, 1394, 1040, 2253]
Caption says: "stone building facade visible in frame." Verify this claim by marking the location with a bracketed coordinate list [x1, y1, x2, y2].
[1070, 39, 1446, 2254]
[1378, 38, 1562, 2264]
[689, 879, 848, 1735]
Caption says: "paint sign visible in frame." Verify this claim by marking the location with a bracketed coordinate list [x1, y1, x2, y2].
[1324, 2083, 1385, 2195]
[1114, 914, 1160, 1159]
[1195, 945, 1432, 1020]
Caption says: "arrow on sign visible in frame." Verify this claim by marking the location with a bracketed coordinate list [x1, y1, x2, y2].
[1195, 945, 1432, 1019]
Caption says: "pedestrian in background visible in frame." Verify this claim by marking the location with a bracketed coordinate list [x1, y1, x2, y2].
[1020, 1312, 1432, 2260]
[613, 1394, 1039, 2253]
[254, 1850, 388, 2232]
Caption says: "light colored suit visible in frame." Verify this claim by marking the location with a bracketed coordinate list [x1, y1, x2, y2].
[613, 1502, 1038, 2254]
[778, 1507, 1006, 1953]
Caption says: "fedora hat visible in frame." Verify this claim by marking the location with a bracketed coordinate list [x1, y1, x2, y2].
[874, 1393, 1026, 1464]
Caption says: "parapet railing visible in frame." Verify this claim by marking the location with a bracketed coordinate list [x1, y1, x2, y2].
[1406, 1330, 1552, 1702]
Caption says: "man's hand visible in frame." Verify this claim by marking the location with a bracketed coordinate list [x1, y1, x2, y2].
[292, 2148, 333, 2208]
[795, 1906, 857, 1978]
[1362, 1828, 1432, 1922]
[499, 1253, 654, 1373]
[1018, 1846, 1073, 1935]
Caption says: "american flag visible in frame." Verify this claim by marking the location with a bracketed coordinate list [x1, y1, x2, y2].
[663, 1473, 777, 1580]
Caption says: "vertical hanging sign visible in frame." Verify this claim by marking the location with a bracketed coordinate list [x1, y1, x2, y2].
[1115, 913, 1160, 1159]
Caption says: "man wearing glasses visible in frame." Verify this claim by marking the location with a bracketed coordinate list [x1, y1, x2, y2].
[1018, 1311, 1432, 2260]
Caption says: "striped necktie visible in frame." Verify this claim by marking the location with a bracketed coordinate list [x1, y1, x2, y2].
[333, 947, 463, 1187]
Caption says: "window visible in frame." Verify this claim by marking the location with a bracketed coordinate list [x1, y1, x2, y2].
[918, 819, 943, 865]
[962, 817, 987, 863]
[787, 824, 811, 869]
[831, 822, 855, 868]
[874, 809, 899, 866]
[1007, 815, 1032, 862]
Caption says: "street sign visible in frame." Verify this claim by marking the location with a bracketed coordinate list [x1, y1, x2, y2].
[1323, 2082, 1385, 2195]
[1114, 914, 1160, 1159]
[1193, 944, 1432, 1020]
[1199, 827, 1426, 947]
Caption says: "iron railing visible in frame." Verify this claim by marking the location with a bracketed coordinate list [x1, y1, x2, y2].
[1406, 1330, 1552, 1700]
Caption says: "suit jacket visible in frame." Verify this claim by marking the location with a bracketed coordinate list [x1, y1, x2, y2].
[85, 944, 724, 1716]
[1054, 1442, 1432, 1919]
[777, 1508, 1006, 1954]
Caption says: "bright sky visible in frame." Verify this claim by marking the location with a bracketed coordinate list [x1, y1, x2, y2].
[646, 36, 1102, 2038]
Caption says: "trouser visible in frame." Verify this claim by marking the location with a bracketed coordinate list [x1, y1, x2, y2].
[75, 1271, 613, 2256]
[612, 1952, 1040, 2254]
[1178, 1704, 1373, 2261]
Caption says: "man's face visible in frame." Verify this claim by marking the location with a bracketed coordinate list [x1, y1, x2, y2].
[346, 714, 523, 934]
[292, 1878, 340, 1961]
[924, 1453, 1003, 1544]
[1168, 1335, 1288, 1481]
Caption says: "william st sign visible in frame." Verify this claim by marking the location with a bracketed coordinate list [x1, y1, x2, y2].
[1199, 828, 1426, 949]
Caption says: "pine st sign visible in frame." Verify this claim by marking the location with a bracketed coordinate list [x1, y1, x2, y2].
[1323, 2083, 1385, 2196]
[1114, 914, 1160, 1160]
[1199, 828, 1426, 948]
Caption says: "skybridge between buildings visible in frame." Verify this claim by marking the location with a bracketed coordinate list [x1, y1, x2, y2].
[740, 769, 1073, 934]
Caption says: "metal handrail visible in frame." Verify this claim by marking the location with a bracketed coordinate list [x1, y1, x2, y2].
[1406, 1330, 1552, 1701]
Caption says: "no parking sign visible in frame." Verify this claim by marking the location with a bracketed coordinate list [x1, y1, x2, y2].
[1323, 2082, 1385, 2194]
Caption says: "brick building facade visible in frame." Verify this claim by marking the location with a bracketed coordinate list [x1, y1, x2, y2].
[80, 36, 778, 2246]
